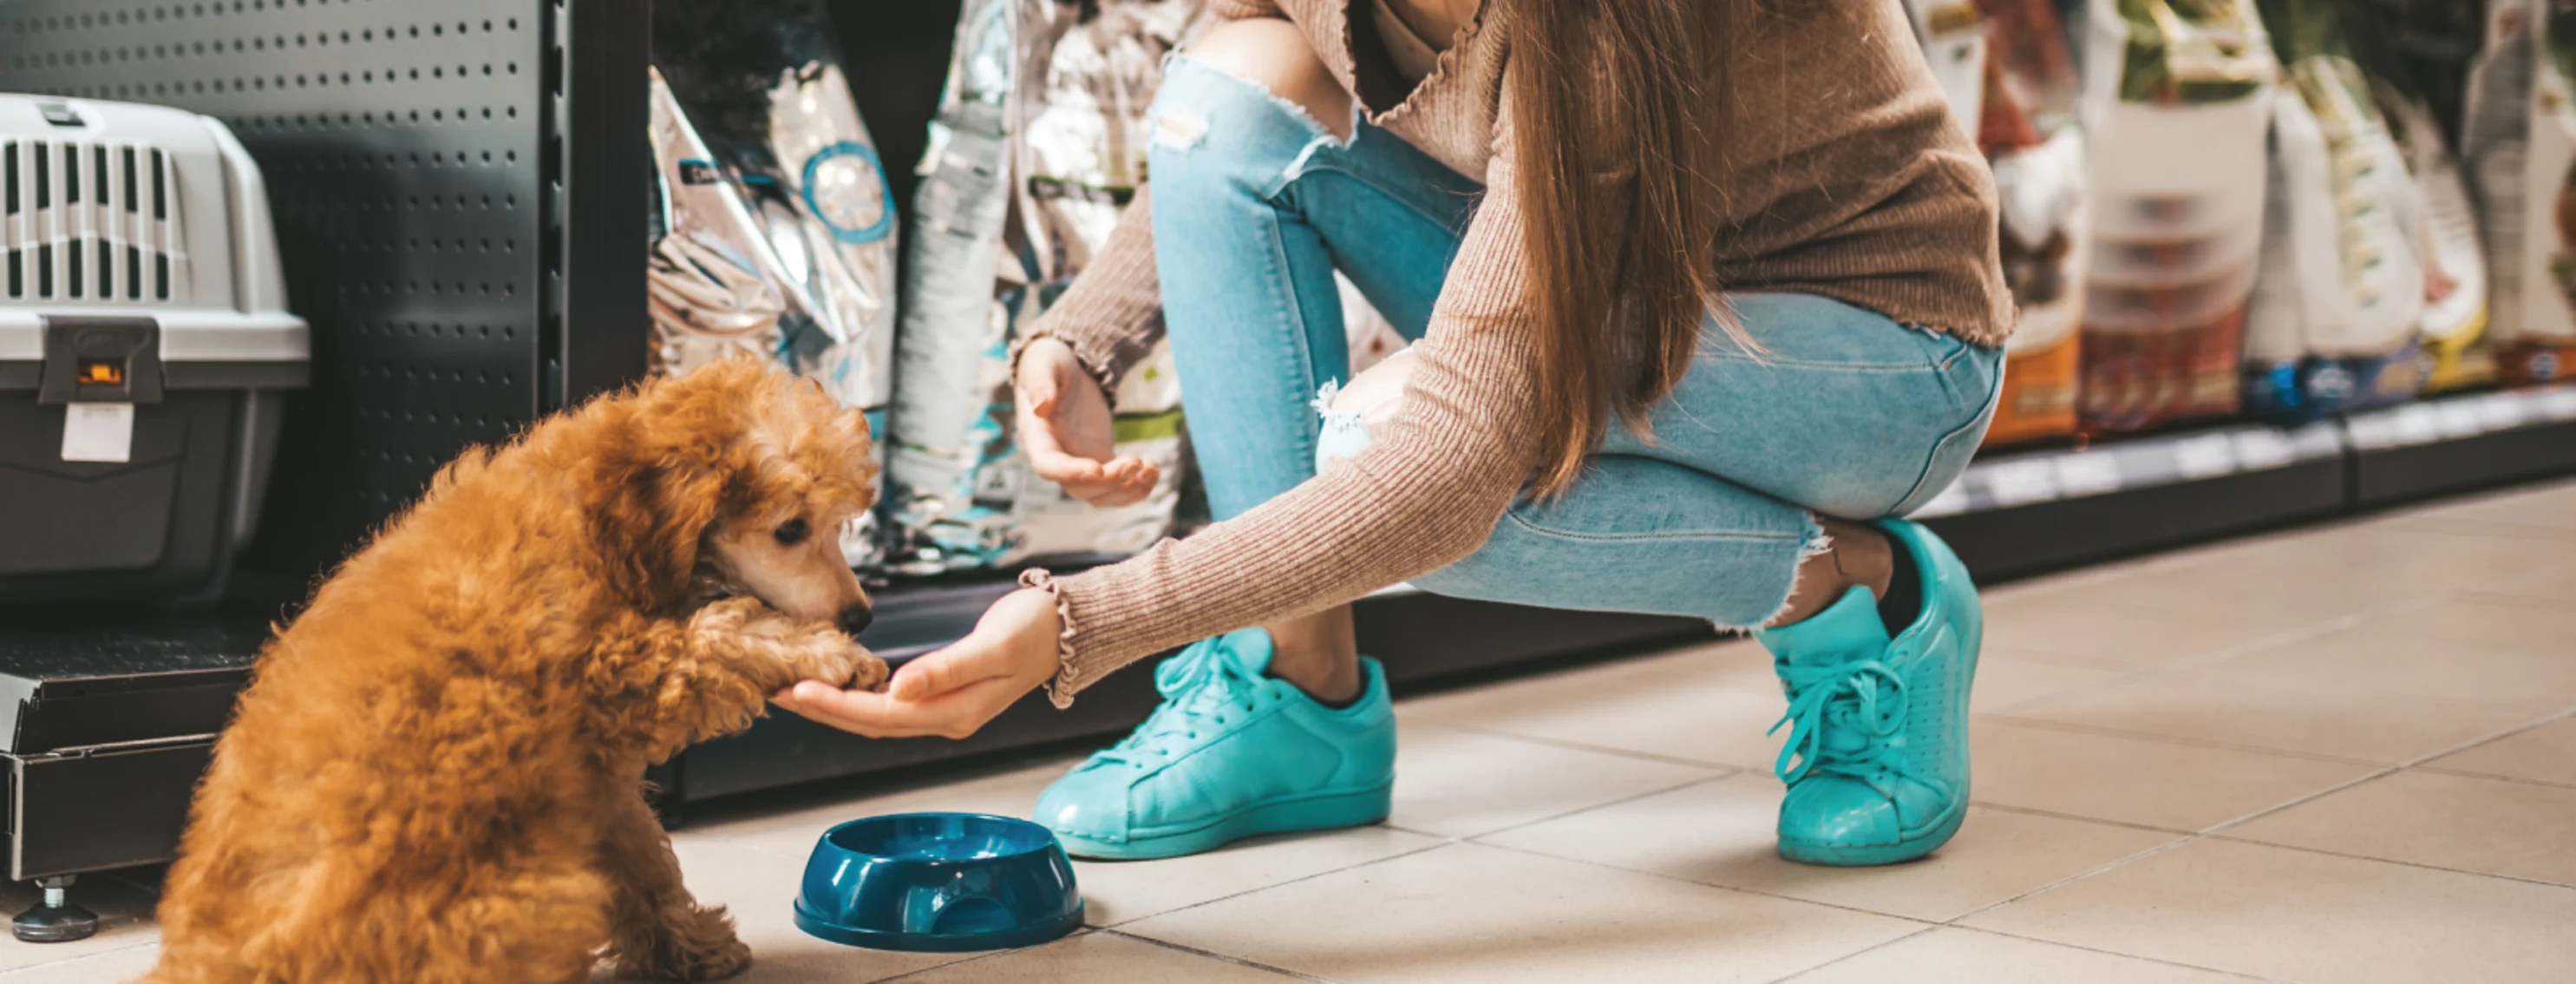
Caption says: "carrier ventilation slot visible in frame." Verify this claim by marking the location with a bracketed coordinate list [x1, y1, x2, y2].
[3, 137, 179, 302]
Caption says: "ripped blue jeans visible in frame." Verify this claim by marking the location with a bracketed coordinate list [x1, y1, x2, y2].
[1151, 57, 2003, 626]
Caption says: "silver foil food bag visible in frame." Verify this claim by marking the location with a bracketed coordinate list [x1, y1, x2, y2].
[650, 0, 899, 567]
[886, 0, 1206, 574]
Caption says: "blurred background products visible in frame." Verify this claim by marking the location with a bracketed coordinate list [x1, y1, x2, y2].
[2464, 0, 2576, 387]
[649, 0, 901, 567]
[2241, 0, 2429, 423]
[885, 0, 1206, 575]
[1944, 0, 2091, 447]
[2077, 0, 2277, 436]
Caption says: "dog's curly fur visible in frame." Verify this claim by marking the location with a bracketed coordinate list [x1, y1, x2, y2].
[140, 358, 888, 984]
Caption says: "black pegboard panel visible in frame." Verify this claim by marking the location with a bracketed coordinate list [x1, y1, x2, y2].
[0, 0, 646, 586]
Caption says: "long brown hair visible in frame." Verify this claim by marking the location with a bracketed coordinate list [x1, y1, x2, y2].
[1507, 0, 1747, 496]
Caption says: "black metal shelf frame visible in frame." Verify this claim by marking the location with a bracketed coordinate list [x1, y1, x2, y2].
[0, 0, 646, 581]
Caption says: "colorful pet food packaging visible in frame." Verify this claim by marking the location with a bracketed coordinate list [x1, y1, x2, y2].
[2076, 0, 2278, 434]
[886, 0, 1206, 574]
[2340, 2, 2498, 392]
[2387, 92, 2501, 391]
[2462, 0, 2576, 386]
[648, 0, 900, 567]
[2240, 0, 2429, 423]
[1906, 0, 1992, 131]
[1974, 0, 2091, 446]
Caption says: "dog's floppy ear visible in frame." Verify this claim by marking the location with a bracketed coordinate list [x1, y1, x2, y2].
[589, 371, 751, 609]
[594, 456, 729, 609]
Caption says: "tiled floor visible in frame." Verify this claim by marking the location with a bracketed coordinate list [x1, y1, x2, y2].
[10, 480, 2575, 982]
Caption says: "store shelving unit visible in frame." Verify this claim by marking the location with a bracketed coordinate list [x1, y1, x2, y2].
[2, 0, 2573, 922]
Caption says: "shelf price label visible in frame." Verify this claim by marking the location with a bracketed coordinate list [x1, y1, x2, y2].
[2053, 453, 2123, 497]
[2233, 430, 2298, 470]
[2392, 404, 2442, 445]
[1984, 458, 2062, 508]
[2539, 388, 2576, 421]
[2172, 434, 2239, 480]
[2436, 401, 2488, 439]
[2477, 394, 2529, 431]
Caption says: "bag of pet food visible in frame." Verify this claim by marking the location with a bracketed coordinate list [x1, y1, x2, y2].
[1972, 0, 2090, 447]
[2339, 2, 2497, 392]
[2077, 0, 2278, 434]
[648, 0, 901, 567]
[1906, 0, 1992, 131]
[886, 0, 1207, 574]
[2462, 0, 2576, 386]
[2388, 94, 2501, 390]
[2240, 0, 2429, 423]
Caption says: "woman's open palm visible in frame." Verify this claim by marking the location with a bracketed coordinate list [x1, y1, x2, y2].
[1015, 338, 1160, 507]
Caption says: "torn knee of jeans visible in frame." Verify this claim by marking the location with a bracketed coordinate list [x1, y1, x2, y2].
[1752, 518, 1836, 629]
[1153, 108, 1212, 152]
[1313, 380, 1376, 469]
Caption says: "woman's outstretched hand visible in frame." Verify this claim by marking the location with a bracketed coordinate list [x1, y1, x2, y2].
[1017, 337, 1160, 507]
[773, 588, 1062, 740]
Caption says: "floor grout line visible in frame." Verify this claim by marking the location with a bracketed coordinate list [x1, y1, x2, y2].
[1922, 702, 2576, 944]
[1959, 801, 2201, 837]
[1974, 597, 2443, 717]
[2409, 764, 2576, 790]
[1971, 716, 2403, 767]
[2200, 707, 2576, 839]
[1448, 772, 1746, 843]
[1098, 929, 1337, 982]
[1936, 925, 2302, 982]
[2198, 835, 2576, 893]
[1402, 716, 1767, 773]
[1762, 925, 1943, 984]
[1938, 835, 2206, 928]
[1088, 838, 1459, 933]
[1461, 837, 1949, 929]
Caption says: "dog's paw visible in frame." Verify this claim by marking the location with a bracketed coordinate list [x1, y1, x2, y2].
[613, 905, 752, 981]
[787, 624, 887, 694]
[684, 596, 770, 637]
[850, 654, 891, 690]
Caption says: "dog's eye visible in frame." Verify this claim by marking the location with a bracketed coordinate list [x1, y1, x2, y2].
[774, 518, 811, 546]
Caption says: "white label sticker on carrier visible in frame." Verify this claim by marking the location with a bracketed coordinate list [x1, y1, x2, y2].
[61, 403, 135, 462]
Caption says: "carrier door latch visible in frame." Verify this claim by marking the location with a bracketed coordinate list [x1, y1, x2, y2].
[36, 316, 163, 406]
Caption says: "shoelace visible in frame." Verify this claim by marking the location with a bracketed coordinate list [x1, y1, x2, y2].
[1767, 655, 1925, 789]
[1092, 640, 1264, 770]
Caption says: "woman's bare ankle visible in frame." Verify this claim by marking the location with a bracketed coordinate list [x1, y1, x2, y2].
[1261, 607, 1363, 705]
[1766, 518, 1894, 628]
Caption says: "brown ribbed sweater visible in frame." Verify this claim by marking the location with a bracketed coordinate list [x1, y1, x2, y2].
[1021, 0, 2012, 705]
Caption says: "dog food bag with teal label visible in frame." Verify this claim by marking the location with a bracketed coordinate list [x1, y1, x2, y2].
[648, 0, 899, 567]
[886, 0, 1206, 574]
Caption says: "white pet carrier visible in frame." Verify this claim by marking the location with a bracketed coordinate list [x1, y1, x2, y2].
[0, 95, 308, 605]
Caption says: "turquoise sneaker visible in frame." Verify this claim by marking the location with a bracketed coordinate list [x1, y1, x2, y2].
[1752, 519, 1980, 866]
[1032, 628, 1396, 860]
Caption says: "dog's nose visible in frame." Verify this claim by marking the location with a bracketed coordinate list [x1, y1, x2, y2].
[836, 603, 873, 637]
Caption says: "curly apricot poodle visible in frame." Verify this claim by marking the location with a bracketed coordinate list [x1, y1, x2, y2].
[141, 358, 888, 984]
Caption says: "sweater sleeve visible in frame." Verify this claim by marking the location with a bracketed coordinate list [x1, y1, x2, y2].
[1010, 4, 1294, 394]
[1011, 189, 1168, 397]
[1030, 150, 1551, 705]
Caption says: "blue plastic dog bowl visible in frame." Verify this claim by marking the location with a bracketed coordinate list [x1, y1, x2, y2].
[791, 812, 1084, 953]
